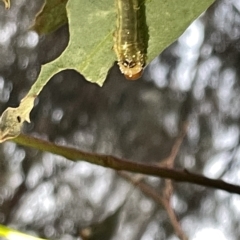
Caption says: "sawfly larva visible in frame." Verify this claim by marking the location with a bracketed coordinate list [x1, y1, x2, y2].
[114, 0, 147, 80]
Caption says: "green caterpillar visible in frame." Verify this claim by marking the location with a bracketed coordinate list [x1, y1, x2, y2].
[114, 0, 147, 80]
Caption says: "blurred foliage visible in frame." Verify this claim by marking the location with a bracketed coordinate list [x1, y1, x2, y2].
[31, 0, 68, 35]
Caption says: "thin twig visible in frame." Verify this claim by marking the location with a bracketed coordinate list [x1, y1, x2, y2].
[161, 123, 188, 240]
[157, 122, 188, 168]
[11, 133, 240, 195]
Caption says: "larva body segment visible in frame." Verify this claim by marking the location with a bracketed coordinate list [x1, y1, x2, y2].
[114, 0, 146, 80]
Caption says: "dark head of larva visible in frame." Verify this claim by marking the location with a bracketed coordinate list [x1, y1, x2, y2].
[118, 57, 145, 81]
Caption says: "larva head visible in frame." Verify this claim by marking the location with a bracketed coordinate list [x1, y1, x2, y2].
[118, 59, 144, 80]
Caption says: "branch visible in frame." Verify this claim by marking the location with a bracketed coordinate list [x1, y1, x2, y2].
[12, 133, 240, 195]
[119, 172, 188, 240]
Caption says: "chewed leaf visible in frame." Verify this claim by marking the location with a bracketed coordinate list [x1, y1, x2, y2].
[0, 0, 215, 142]
[31, 0, 216, 85]
[65, 0, 115, 85]
[0, 96, 35, 142]
[2, 0, 10, 9]
[56, 0, 215, 84]
[0, 55, 66, 142]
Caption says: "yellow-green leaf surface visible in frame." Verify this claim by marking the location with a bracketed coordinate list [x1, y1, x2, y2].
[0, 224, 45, 240]
[0, 0, 215, 143]
[31, 0, 68, 35]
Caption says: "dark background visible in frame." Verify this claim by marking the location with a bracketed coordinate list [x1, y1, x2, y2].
[0, 0, 239, 239]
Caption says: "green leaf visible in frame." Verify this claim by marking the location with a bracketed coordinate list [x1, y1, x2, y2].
[0, 0, 215, 142]
[146, 0, 215, 61]
[40, 0, 215, 85]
